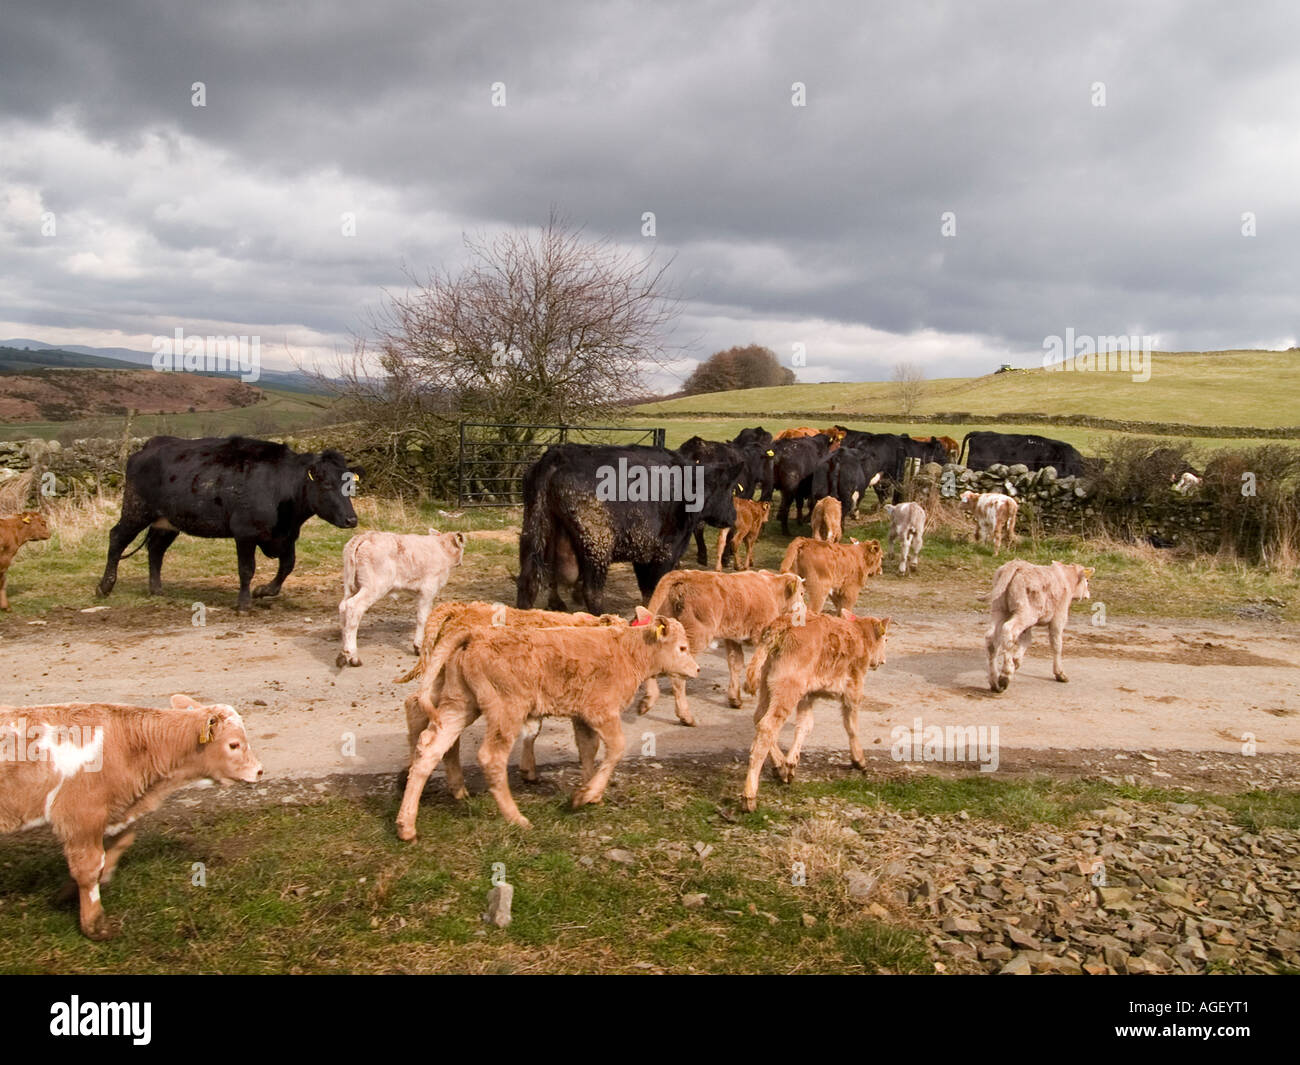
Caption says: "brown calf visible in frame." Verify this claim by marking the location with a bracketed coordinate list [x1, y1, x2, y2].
[715, 497, 770, 571]
[779, 536, 883, 613]
[0, 694, 262, 938]
[0, 510, 51, 610]
[394, 600, 623, 793]
[639, 569, 804, 724]
[395, 614, 697, 834]
[810, 496, 843, 543]
[741, 612, 890, 810]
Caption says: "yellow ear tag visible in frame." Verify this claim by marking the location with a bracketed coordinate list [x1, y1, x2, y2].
[307, 470, 315, 481]
[655, 622, 665, 637]
[21, 516, 31, 524]
[766, 450, 775, 457]
[200, 718, 216, 744]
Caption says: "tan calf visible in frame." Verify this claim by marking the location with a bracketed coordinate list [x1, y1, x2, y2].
[715, 497, 770, 571]
[395, 613, 697, 834]
[986, 560, 1093, 692]
[638, 569, 804, 725]
[779, 536, 883, 613]
[0, 694, 261, 938]
[810, 496, 843, 543]
[741, 612, 890, 810]
[394, 600, 622, 794]
[0, 511, 51, 610]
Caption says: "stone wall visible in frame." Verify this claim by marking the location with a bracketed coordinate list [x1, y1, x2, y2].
[912, 460, 1224, 550]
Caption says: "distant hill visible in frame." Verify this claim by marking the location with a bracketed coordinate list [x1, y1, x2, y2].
[0, 364, 262, 422]
[636, 349, 1300, 432]
[0, 339, 332, 395]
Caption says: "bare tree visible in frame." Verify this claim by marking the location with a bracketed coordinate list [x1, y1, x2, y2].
[892, 360, 925, 416]
[321, 212, 679, 497]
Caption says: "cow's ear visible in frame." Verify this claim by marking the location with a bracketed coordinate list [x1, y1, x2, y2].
[171, 694, 199, 710]
[874, 617, 890, 637]
[454, 531, 466, 546]
[199, 716, 217, 744]
[1084, 566, 1095, 577]
[840, 608, 854, 619]
[632, 605, 652, 626]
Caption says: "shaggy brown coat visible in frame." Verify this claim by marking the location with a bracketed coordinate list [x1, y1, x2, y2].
[715, 497, 770, 571]
[639, 569, 804, 724]
[810, 496, 843, 543]
[0, 694, 261, 938]
[740, 612, 890, 810]
[394, 600, 623, 794]
[0, 511, 51, 610]
[779, 536, 883, 613]
[395, 614, 698, 834]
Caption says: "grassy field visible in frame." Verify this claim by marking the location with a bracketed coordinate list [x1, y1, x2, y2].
[3, 490, 1297, 630]
[637, 349, 1300, 431]
[0, 387, 338, 442]
[0, 765, 1294, 974]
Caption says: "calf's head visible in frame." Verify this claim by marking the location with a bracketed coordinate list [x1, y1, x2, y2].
[172, 694, 263, 784]
[1057, 561, 1094, 601]
[641, 615, 698, 678]
[846, 612, 890, 669]
[305, 450, 361, 529]
[853, 538, 884, 576]
[13, 511, 51, 543]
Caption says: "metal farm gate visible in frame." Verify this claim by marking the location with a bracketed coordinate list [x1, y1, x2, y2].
[456, 422, 666, 507]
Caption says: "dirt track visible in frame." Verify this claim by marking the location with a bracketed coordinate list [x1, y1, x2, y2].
[3, 600, 1297, 783]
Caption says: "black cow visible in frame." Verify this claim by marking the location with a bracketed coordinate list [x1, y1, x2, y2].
[516, 443, 742, 615]
[832, 429, 912, 503]
[679, 435, 748, 565]
[827, 446, 885, 518]
[764, 434, 832, 535]
[96, 436, 360, 612]
[959, 431, 1084, 477]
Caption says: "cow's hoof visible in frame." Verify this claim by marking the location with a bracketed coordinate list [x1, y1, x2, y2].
[636, 702, 653, 716]
[851, 758, 867, 771]
[1055, 673, 1069, 683]
[449, 786, 469, 801]
[252, 584, 280, 599]
[727, 694, 742, 709]
[395, 822, 417, 842]
[81, 916, 116, 941]
[993, 677, 1009, 693]
[509, 815, 534, 829]
[336, 653, 361, 668]
[740, 795, 757, 813]
[675, 713, 696, 727]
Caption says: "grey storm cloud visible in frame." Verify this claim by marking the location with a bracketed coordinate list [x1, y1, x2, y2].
[0, 0, 1297, 379]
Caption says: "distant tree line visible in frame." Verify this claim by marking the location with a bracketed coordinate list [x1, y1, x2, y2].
[682, 344, 795, 395]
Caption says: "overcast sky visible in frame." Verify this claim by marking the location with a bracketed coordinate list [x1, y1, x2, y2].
[1, 0, 1297, 389]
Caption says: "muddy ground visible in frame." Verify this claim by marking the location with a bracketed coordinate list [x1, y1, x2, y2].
[2, 535, 1297, 788]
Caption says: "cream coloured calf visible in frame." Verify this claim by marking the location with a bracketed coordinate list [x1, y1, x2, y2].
[985, 560, 1093, 692]
[960, 491, 1018, 552]
[883, 502, 926, 574]
[337, 529, 465, 667]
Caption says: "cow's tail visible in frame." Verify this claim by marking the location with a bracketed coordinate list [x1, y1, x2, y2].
[957, 432, 974, 466]
[516, 463, 556, 608]
[744, 626, 779, 695]
[118, 529, 152, 560]
[392, 601, 462, 684]
[341, 536, 362, 597]
[778, 538, 802, 574]
[989, 561, 1020, 606]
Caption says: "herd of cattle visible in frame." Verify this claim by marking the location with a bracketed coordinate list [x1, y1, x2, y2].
[1, 428, 1098, 938]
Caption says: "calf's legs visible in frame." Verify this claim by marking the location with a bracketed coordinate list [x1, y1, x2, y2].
[396, 701, 478, 840]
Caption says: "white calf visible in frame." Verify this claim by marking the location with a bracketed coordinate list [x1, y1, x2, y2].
[960, 491, 1018, 553]
[337, 530, 465, 667]
[883, 502, 926, 574]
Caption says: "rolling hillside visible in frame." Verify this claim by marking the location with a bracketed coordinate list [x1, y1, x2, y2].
[638, 350, 1300, 433]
